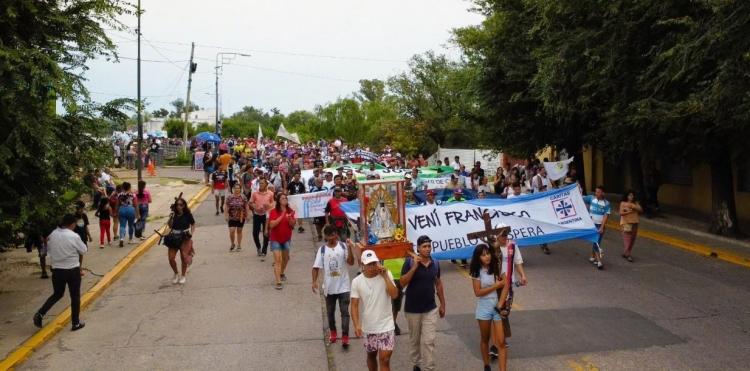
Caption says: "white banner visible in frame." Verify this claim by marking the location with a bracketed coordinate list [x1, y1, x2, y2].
[277, 123, 300, 144]
[288, 190, 333, 218]
[420, 174, 453, 190]
[543, 157, 574, 181]
[340, 184, 599, 259]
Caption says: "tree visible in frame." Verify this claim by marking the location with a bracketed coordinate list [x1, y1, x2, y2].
[0, 0, 130, 247]
[387, 52, 484, 150]
[455, 0, 750, 234]
[169, 98, 199, 118]
[163, 118, 195, 138]
[152, 107, 169, 118]
[622, 1, 750, 235]
[194, 122, 214, 133]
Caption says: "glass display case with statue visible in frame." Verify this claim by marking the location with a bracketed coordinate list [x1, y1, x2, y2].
[357, 179, 413, 260]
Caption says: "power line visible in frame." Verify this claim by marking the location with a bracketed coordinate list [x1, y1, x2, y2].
[118, 56, 189, 63]
[117, 55, 357, 83]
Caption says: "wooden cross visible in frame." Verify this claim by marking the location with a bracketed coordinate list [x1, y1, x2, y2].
[466, 211, 510, 243]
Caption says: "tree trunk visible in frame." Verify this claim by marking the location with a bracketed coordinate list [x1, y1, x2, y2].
[709, 150, 740, 236]
[629, 152, 644, 198]
[568, 146, 587, 193]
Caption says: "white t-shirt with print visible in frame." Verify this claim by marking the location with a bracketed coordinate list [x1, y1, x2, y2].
[313, 242, 351, 296]
[498, 243, 524, 285]
[351, 270, 396, 334]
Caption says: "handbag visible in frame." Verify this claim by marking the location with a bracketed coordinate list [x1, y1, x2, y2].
[622, 223, 633, 232]
[163, 231, 183, 249]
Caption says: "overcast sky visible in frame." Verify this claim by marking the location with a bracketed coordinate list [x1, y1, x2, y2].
[83, 0, 483, 116]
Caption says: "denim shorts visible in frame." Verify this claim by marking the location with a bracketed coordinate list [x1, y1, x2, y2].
[475, 297, 501, 321]
[270, 240, 291, 251]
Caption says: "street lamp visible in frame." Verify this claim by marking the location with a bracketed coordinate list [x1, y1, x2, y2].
[215, 52, 251, 136]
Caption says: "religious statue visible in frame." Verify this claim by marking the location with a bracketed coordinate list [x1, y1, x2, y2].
[370, 200, 395, 239]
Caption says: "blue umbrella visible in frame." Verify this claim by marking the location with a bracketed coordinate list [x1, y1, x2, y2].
[195, 132, 221, 143]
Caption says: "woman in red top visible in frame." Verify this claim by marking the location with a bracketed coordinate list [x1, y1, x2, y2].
[266, 193, 296, 290]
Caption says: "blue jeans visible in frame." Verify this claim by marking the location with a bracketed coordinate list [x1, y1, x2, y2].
[119, 205, 136, 240]
[138, 204, 149, 232]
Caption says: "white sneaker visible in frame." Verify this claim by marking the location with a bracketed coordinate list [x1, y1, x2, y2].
[589, 257, 596, 263]
[178, 276, 186, 284]
[172, 274, 180, 284]
[128, 238, 133, 244]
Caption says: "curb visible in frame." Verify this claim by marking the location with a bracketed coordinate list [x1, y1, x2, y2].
[638, 216, 750, 249]
[606, 221, 750, 269]
[0, 186, 211, 370]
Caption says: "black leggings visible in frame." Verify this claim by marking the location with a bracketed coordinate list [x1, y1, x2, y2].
[38, 267, 82, 324]
[252, 214, 269, 254]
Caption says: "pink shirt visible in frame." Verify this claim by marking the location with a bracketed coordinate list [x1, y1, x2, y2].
[250, 190, 275, 215]
[136, 189, 152, 204]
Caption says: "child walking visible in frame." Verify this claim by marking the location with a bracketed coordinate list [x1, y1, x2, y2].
[95, 198, 112, 248]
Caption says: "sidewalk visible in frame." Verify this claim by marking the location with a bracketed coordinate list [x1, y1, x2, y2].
[17, 189, 329, 370]
[607, 203, 750, 267]
[0, 168, 205, 361]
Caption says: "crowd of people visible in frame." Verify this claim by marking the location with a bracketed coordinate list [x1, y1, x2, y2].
[26, 135, 644, 371]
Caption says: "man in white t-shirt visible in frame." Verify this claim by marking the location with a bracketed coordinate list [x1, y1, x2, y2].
[451, 155, 461, 171]
[351, 250, 399, 371]
[531, 167, 552, 194]
[312, 225, 355, 348]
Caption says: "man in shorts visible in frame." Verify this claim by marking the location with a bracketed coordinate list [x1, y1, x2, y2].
[211, 169, 229, 215]
[351, 250, 400, 371]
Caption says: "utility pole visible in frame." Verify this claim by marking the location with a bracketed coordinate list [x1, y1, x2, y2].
[182, 42, 196, 147]
[215, 64, 220, 135]
[136, 0, 143, 181]
[214, 52, 250, 137]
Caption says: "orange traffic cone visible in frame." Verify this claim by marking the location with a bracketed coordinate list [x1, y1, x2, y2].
[147, 161, 157, 176]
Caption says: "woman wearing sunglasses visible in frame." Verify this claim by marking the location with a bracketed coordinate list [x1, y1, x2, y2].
[167, 198, 196, 284]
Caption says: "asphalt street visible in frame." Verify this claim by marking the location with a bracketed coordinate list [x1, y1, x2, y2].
[19, 193, 750, 370]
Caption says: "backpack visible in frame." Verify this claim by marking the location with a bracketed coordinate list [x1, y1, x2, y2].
[318, 241, 346, 261]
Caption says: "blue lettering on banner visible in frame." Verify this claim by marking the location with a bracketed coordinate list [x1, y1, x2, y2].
[508, 226, 545, 240]
[431, 236, 481, 252]
[444, 207, 532, 226]
[407, 209, 442, 230]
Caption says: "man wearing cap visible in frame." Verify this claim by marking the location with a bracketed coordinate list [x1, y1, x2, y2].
[400, 235, 446, 371]
[404, 173, 414, 191]
[351, 250, 399, 371]
[421, 190, 438, 206]
[446, 188, 466, 203]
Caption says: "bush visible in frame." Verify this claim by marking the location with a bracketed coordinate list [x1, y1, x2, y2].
[166, 149, 192, 166]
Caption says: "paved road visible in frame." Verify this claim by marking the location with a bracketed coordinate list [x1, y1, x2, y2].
[0, 172, 203, 361]
[20, 193, 750, 370]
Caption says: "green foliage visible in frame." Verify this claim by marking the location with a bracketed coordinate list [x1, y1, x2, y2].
[194, 122, 215, 134]
[163, 118, 195, 138]
[169, 98, 200, 118]
[152, 108, 169, 118]
[0, 0, 130, 247]
[454, 0, 750, 233]
[166, 149, 192, 166]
